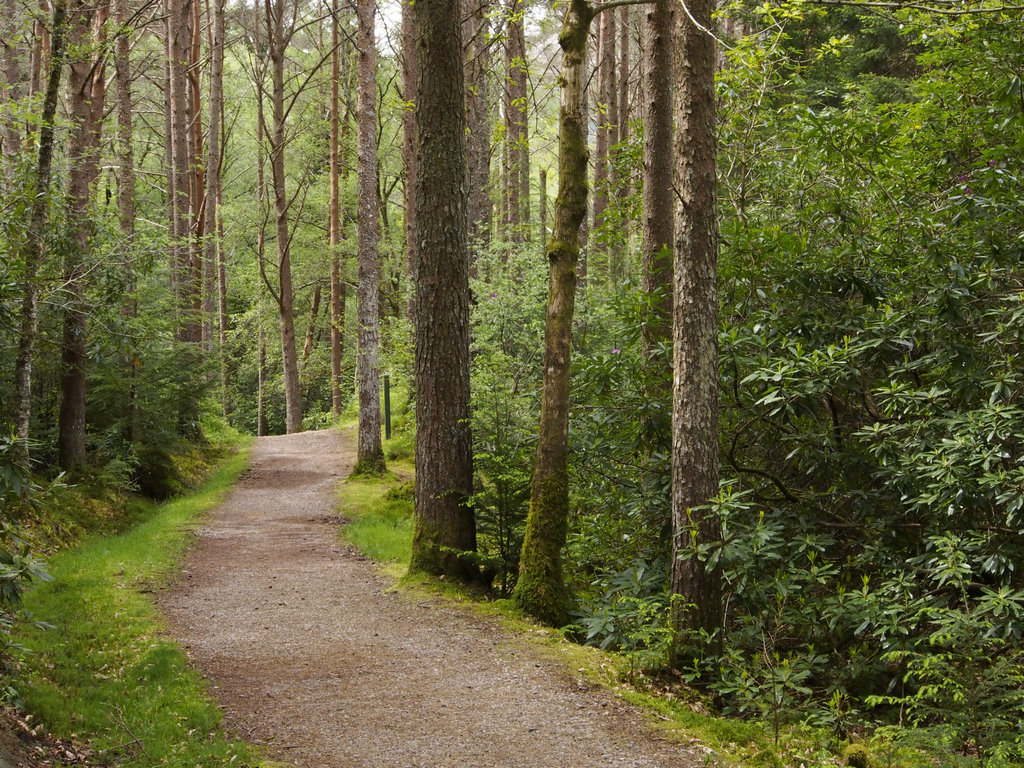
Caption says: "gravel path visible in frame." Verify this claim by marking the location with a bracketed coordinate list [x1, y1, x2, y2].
[159, 429, 699, 768]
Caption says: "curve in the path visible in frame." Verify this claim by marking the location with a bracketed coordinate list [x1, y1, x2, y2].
[160, 429, 698, 768]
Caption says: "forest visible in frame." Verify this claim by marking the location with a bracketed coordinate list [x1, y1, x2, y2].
[1, 0, 1023, 763]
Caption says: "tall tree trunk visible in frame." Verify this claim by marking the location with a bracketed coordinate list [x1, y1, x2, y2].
[353, 0, 384, 473]
[167, 0, 201, 433]
[401, 0, 417, 323]
[503, 0, 529, 243]
[329, 0, 344, 416]
[640, 0, 673, 357]
[254, 12, 268, 436]
[58, 0, 108, 470]
[463, 0, 490, 248]
[257, 285, 268, 436]
[512, 0, 597, 626]
[671, 0, 721, 639]
[615, 4, 631, 216]
[188, 0, 204, 345]
[205, 0, 226, 409]
[11, 0, 67, 467]
[168, 0, 191, 336]
[539, 166, 547, 245]
[618, 7, 631, 146]
[592, 8, 615, 243]
[28, 0, 48, 99]
[266, 0, 303, 434]
[113, 0, 138, 441]
[409, 0, 476, 581]
[1, 0, 24, 165]
[218, 191, 230, 417]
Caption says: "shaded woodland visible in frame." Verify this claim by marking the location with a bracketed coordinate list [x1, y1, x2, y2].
[1, 0, 1024, 761]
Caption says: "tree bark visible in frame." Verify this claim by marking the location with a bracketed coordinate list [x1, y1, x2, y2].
[302, 281, 322, 360]
[329, 0, 344, 416]
[28, 0, 47, 100]
[401, 0, 417, 323]
[353, 0, 384, 473]
[503, 0, 529, 243]
[112, 0, 138, 441]
[618, 6, 631, 147]
[640, 0, 673, 356]
[1, 0, 24, 165]
[512, 0, 595, 626]
[592, 8, 615, 238]
[539, 166, 547, 246]
[188, 0, 204, 346]
[203, 0, 225, 351]
[671, 0, 721, 639]
[11, 0, 67, 466]
[58, 0, 108, 470]
[254, 11, 268, 436]
[205, 0, 226, 411]
[218, 189, 230, 417]
[168, 0, 192, 337]
[265, 0, 303, 434]
[463, 0, 491, 248]
[409, 0, 476, 581]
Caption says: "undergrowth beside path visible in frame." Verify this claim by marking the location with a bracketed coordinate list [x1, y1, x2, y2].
[12, 440, 274, 768]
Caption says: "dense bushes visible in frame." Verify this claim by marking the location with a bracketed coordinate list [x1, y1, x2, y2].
[464, 4, 1024, 762]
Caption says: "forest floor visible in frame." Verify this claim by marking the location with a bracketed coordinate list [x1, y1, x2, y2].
[158, 428, 703, 768]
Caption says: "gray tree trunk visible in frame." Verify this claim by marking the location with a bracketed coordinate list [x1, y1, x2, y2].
[354, 0, 384, 473]
[265, 0, 303, 434]
[11, 0, 68, 467]
[329, 0, 345, 417]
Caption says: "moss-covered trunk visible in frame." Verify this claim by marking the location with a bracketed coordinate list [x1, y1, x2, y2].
[512, 0, 593, 626]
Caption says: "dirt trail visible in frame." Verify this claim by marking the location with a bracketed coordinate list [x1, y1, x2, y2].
[160, 429, 700, 768]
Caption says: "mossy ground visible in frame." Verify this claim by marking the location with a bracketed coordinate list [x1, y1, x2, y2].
[10, 422, 283, 768]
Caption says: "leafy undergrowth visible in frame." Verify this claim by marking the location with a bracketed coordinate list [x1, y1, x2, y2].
[10, 436, 281, 768]
[332, 466, 852, 768]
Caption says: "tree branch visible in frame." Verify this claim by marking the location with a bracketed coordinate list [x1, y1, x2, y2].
[594, 0, 653, 14]
[807, 0, 1024, 15]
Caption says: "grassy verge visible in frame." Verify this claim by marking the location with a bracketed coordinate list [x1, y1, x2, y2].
[12, 437, 277, 768]
[336, 457, 414, 582]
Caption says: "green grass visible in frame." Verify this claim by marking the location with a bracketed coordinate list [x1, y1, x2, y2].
[337, 462, 414, 580]
[12, 439, 274, 768]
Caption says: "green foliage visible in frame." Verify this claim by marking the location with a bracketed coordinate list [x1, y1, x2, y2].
[469, 241, 547, 594]
[12, 445, 260, 766]
[0, 436, 53, 673]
